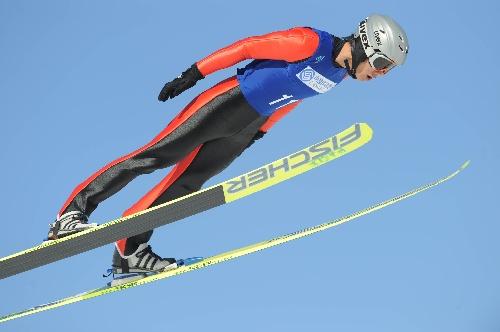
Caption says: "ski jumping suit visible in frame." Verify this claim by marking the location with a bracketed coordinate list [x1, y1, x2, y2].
[58, 27, 348, 257]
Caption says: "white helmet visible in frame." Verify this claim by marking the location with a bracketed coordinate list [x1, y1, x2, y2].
[345, 14, 409, 78]
[355, 14, 409, 70]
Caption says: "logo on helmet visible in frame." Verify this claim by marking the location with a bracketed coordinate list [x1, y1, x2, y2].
[373, 29, 385, 46]
[358, 19, 370, 50]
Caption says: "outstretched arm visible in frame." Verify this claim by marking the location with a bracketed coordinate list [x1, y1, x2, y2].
[158, 28, 319, 102]
[197, 27, 319, 76]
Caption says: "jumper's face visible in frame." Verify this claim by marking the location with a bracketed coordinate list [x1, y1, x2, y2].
[355, 59, 391, 81]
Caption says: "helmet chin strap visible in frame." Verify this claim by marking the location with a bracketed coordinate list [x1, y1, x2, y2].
[344, 59, 357, 79]
[343, 34, 368, 80]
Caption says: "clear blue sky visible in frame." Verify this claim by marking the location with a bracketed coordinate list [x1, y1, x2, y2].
[1, 0, 498, 331]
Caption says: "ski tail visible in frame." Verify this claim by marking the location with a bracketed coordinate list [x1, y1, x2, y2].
[0, 161, 469, 324]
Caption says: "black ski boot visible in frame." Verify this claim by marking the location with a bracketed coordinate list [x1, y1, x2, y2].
[109, 243, 177, 286]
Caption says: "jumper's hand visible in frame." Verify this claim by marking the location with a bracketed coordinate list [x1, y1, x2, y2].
[158, 64, 204, 102]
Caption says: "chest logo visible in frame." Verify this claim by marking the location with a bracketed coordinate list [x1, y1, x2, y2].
[296, 66, 336, 93]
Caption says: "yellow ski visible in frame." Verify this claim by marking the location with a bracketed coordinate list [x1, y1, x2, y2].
[0, 161, 469, 324]
[0, 123, 372, 280]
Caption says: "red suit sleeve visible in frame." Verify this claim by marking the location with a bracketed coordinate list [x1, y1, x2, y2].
[196, 27, 319, 76]
[259, 100, 302, 132]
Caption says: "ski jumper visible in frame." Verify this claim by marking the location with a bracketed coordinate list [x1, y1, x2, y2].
[58, 27, 348, 256]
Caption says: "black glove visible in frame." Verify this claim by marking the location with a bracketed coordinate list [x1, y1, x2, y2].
[158, 64, 204, 102]
[245, 130, 266, 149]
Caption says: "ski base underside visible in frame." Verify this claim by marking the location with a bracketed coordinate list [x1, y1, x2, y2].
[0, 123, 373, 280]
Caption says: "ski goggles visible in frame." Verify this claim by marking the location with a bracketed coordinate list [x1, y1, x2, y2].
[368, 52, 396, 71]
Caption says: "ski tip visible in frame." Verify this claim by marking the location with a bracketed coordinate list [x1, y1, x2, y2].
[460, 160, 471, 170]
[356, 122, 373, 139]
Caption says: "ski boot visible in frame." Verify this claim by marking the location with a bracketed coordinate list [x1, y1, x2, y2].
[108, 243, 178, 286]
[47, 211, 98, 240]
